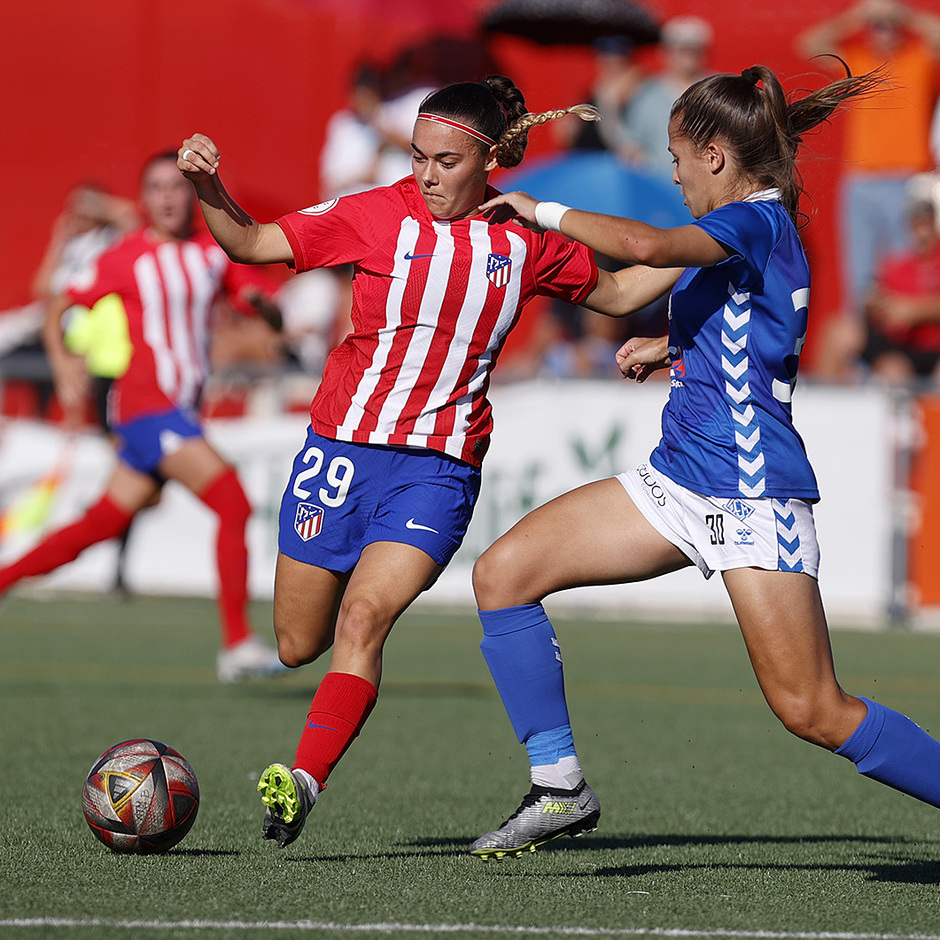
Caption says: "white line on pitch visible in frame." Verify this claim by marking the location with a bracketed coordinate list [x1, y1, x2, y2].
[3, 920, 940, 939]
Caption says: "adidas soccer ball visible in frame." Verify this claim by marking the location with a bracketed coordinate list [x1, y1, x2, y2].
[82, 738, 199, 854]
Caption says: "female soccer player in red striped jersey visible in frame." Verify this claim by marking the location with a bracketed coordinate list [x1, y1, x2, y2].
[0, 152, 286, 683]
[179, 74, 677, 848]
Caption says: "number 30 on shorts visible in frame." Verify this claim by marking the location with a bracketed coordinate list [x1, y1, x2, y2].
[292, 447, 355, 507]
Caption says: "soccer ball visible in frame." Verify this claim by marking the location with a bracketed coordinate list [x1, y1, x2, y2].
[82, 738, 199, 854]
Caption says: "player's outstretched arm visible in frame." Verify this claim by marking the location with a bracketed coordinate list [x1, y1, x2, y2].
[582, 265, 683, 318]
[179, 134, 293, 266]
[480, 191, 728, 269]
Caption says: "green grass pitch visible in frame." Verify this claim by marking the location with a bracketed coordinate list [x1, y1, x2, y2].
[1, 593, 940, 939]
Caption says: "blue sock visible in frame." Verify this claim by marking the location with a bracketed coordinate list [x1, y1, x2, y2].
[478, 603, 572, 744]
[835, 697, 940, 808]
[526, 726, 577, 764]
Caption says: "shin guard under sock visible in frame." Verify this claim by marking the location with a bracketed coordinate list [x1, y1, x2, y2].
[197, 468, 252, 648]
[293, 672, 378, 788]
[0, 494, 132, 593]
[479, 603, 573, 743]
[835, 697, 940, 808]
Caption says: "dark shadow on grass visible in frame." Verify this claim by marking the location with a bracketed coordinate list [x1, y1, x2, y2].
[409, 832, 924, 852]
[286, 847, 468, 863]
[574, 858, 940, 886]
[167, 848, 241, 857]
[397, 833, 940, 884]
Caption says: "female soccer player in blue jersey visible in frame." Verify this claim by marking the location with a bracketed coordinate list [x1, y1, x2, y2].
[471, 64, 940, 859]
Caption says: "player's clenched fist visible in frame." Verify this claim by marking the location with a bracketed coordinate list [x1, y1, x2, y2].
[178, 134, 220, 178]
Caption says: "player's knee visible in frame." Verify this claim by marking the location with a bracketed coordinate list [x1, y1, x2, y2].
[334, 597, 392, 655]
[472, 537, 529, 608]
[273, 627, 329, 669]
[770, 694, 844, 749]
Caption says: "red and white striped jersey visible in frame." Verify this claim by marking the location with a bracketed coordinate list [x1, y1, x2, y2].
[67, 228, 271, 425]
[278, 177, 598, 466]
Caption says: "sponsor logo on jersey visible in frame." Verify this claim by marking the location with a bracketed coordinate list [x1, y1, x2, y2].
[294, 502, 325, 541]
[669, 346, 685, 388]
[734, 527, 755, 547]
[405, 518, 439, 533]
[404, 251, 435, 261]
[636, 463, 667, 507]
[486, 253, 512, 288]
[722, 498, 755, 521]
[299, 199, 339, 216]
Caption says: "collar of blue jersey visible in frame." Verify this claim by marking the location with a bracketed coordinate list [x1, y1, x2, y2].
[743, 188, 782, 202]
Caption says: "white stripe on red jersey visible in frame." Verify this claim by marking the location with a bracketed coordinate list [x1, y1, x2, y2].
[277, 178, 597, 466]
[67, 228, 273, 425]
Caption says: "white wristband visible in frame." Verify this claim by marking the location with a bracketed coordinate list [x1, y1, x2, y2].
[534, 201, 570, 233]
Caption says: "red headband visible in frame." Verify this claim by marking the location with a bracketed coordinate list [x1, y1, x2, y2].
[417, 113, 497, 147]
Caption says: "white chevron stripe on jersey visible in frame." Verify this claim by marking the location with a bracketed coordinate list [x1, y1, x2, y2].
[721, 288, 766, 496]
[343, 217, 421, 435]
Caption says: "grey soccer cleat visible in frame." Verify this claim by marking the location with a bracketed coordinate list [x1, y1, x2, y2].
[470, 779, 600, 860]
[258, 763, 317, 848]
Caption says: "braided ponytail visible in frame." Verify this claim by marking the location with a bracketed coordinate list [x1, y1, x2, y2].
[496, 104, 600, 169]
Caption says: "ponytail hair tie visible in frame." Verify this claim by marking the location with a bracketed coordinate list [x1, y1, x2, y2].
[741, 67, 760, 86]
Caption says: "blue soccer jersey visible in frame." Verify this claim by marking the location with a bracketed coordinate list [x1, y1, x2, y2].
[649, 192, 819, 501]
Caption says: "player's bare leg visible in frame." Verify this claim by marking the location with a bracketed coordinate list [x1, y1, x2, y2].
[723, 568, 867, 749]
[471, 478, 689, 858]
[261, 541, 441, 847]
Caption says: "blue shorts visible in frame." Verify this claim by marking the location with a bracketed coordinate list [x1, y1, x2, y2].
[278, 428, 481, 572]
[112, 408, 204, 475]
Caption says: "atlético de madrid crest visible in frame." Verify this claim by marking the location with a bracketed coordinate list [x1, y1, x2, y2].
[294, 502, 324, 541]
[486, 253, 511, 288]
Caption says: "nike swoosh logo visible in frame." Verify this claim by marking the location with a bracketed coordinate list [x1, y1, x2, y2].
[406, 518, 439, 533]
[403, 252, 434, 260]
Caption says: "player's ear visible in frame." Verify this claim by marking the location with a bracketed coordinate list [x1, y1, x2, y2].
[705, 141, 726, 175]
[484, 145, 499, 173]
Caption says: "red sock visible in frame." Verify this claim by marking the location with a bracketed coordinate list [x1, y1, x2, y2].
[0, 495, 132, 593]
[294, 672, 378, 788]
[198, 468, 252, 648]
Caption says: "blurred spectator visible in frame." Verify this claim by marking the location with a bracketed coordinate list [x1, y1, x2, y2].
[275, 268, 352, 377]
[555, 36, 643, 152]
[797, 0, 940, 313]
[371, 47, 441, 185]
[0, 184, 139, 411]
[819, 194, 940, 383]
[615, 16, 714, 175]
[320, 63, 385, 199]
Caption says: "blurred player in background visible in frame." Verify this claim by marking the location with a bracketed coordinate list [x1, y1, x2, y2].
[0, 151, 285, 683]
[178, 73, 677, 849]
[470, 64, 940, 860]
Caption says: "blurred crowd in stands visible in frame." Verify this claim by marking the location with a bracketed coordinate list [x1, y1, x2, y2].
[3, 0, 940, 433]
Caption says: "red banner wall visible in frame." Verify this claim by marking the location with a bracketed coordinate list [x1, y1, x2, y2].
[2, 0, 855, 368]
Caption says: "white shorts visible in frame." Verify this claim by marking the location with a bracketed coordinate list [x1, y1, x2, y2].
[617, 463, 820, 580]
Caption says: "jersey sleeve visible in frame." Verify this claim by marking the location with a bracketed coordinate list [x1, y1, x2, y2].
[530, 231, 598, 304]
[276, 190, 380, 272]
[692, 202, 778, 292]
